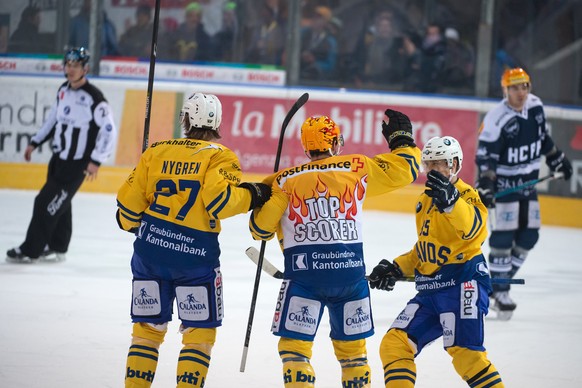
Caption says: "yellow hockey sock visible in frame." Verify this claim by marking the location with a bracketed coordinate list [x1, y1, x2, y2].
[379, 329, 417, 387]
[125, 323, 167, 388]
[279, 337, 316, 387]
[332, 339, 371, 387]
[176, 327, 216, 388]
[447, 347, 504, 387]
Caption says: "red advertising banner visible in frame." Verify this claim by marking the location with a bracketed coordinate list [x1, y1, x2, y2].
[218, 95, 479, 182]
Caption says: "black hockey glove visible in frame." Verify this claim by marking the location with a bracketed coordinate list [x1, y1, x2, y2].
[381, 109, 416, 150]
[368, 259, 403, 291]
[476, 175, 496, 208]
[545, 149, 573, 180]
[425, 170, 460, 213]
[239, 182, 272, 210]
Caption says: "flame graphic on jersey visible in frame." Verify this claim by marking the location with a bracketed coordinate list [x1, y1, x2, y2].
[287, 175, 367, 226]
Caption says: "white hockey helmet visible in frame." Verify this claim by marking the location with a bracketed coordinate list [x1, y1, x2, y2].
[421, 136, 463, 178]
[180, 92, 222, 131]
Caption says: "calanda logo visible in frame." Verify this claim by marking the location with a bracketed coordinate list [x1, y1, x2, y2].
[179, 293, 207, 311]
[134, 288, 158, 307]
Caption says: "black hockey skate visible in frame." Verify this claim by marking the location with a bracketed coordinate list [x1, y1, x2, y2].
[491, 291, 516, 321]
[6, 247, 66, 264]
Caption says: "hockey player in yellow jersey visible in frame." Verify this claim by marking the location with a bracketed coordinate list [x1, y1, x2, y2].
[116, 92, 271, 388]
[368, 136, 504, 387]
[249, 110, 421, 387]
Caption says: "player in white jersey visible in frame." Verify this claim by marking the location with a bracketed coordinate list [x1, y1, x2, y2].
[6, 47, 117, 263]
[116, 92, 271, 388]
[249, 110, 420, 387]
[475, 68, 572, 319]
[369, 136, 504, 387]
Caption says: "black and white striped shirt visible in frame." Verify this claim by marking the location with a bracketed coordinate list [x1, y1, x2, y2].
[31, 81, 117, 165]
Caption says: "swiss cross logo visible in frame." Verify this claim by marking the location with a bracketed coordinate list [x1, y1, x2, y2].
[352, 157, 364, 172]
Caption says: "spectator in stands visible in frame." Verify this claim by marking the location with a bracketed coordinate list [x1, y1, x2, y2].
[0, 14, 9, 53]
[245, 2, 285, 66]
[400, 29, 423, 92]
[165, 2, 212, 62]
[8, 5, 43, 53]
[299, 6, 337, 81]
[443, 27, 475, 90]
[69, 0, 120, 57]
[215, 1, 239, 62]
[118, 4, 152, 58]
[354, 12, 404, 86]
[419, 23, 447, 93]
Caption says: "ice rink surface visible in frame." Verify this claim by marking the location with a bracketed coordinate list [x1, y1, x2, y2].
[1, 189, 581, 387]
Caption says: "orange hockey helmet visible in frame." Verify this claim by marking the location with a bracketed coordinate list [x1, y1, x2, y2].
[501, 67, 530, 87]
[300, 116, 343, 156]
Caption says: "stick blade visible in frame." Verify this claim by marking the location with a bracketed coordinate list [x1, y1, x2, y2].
[245, 247, 284, 279]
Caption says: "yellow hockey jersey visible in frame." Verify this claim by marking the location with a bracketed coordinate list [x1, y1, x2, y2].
[394, 178, 491, 293]
[250, 147, 421, 287]
[117, 138, 252, 268]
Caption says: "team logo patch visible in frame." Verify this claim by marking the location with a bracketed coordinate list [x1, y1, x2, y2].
[272, 280, 289, 333]
[460, 280, 478, 319]
[292, 253, 308, 271]
[391, 303, 419, 329]
[137, 221, 147, 238]
[176, 286, 210, 321]
[344, 298, 372, 335]
[132, 280, 161, 316]
[441, 312, 456, 347]
[285, 296, 320, 335]
[416, 202, 422, 213]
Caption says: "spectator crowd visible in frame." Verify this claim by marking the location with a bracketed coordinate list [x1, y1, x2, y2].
[4, 1, 494, 95]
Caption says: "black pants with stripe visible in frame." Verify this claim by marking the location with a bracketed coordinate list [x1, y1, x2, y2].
[19, 155, 87, 258]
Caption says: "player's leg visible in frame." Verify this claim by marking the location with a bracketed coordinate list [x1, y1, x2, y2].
[488, 201, 518, 315]
[8, 180, 62, 261]
[9, 158, 84, 262]
[125, 322, 167, 388]
[176, 327, 216, 388]
[175, 267, 223, 387]
[271, 280, 323, 387]
[445, 280, 504, 387]
[279, 337, 316, 387]
[327, 279, 373, 387]
[379, 329, 416, 387]
[332, 339, 371, 387]
[511, 199, 541, 278]
[379, 294, 442, 387]
[447, 347, 504, 387]
[125, 261, 174, 387]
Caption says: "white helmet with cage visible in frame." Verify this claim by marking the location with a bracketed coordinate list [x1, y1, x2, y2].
[180, 92, 222, 132]
[421, 136, 463, 178]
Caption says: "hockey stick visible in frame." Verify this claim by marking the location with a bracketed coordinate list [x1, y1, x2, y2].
[141, 0, 162, 153]
[494, 172, 563, 199]
[240, 93, 309, 373]
[245, 246, 525, 285]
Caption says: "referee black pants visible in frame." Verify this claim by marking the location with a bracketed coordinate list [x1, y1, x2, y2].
[19, 155, 87, 258]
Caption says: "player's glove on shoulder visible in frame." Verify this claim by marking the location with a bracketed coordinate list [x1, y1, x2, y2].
[239, 182, 272, 210]
[368, 259, 402, 291]
[476, 174, 496, 208]
[381, 109, 416, 150]
[425, 170, 459, 213]
[545, 149, 573, 180]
